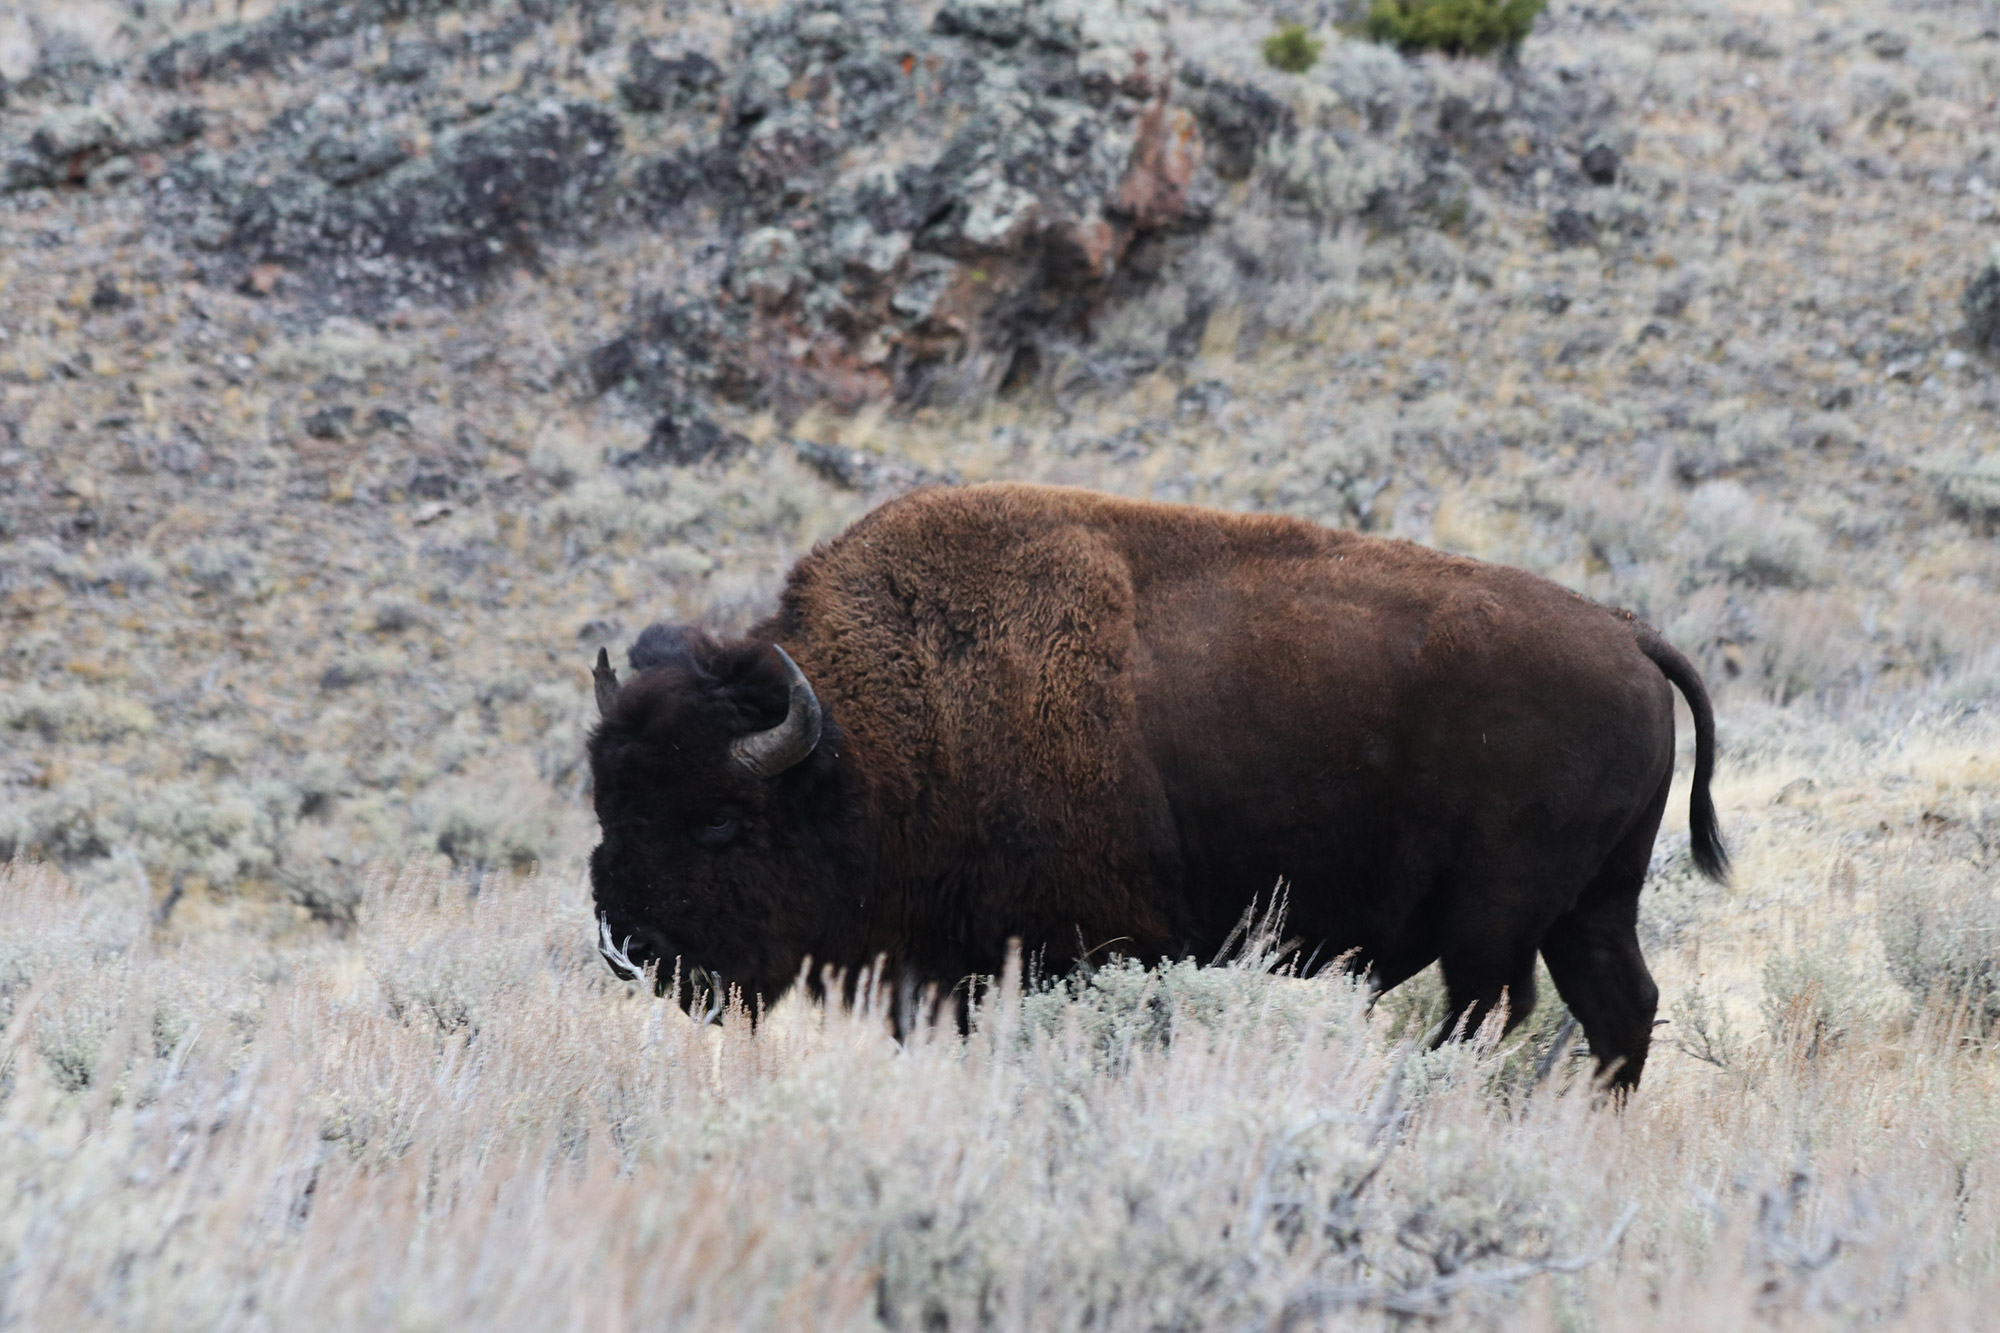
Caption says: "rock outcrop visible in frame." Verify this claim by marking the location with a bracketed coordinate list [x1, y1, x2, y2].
[599, 0, 1283, 412]
[124, 0, 1304, 413]
[172, 100, 624, 302]
[4, 0, 1636, 421]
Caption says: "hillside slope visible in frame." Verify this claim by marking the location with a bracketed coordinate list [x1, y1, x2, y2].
[1, 0, 1996, 930]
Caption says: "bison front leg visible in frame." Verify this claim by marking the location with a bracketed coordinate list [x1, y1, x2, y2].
[1539, 898, 1659, 1095]
[1437, 945, 1542, 1045]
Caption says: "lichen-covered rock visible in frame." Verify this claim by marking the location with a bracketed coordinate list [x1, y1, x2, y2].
[167, 100, 622, 302]
[617, 41, 722, 113]
[1963, 260, 2000, 356]
[576, 0, 1624, 414]
[593, 0, 1287, 410]
[144, 0, 481, 87]
[3, 104, 207, 193]
[99, 0, 1624, 415]
[305, 134, 413, 189]
[617, 411, 750, 469]
[1180, 65, 1295, 182]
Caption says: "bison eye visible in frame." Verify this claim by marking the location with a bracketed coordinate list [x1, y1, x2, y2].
[691, 812, 741, 849]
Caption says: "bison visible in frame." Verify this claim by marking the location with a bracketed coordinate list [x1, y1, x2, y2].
[587, 483, 1726, 1090]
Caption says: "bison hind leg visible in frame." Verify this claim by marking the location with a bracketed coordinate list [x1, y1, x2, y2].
[1539, 777, 1672, 1096]
[1540, 897, 1658, 1095]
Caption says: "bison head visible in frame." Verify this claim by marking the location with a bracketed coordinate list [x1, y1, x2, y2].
[586, 624, 857, 1016]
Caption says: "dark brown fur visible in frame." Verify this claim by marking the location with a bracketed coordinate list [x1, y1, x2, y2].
[588, 483, 1726, 1090]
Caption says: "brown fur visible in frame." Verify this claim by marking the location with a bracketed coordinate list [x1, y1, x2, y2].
[589, 483, 1726, 1090]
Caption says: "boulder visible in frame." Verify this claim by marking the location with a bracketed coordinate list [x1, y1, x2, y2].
[1963, 260, 2000, 357]
[172, 101, 622, 301]
[596, 0, 1289, 410]
[3, 106, 204, 192]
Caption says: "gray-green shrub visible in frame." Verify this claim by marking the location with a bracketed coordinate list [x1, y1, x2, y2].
[1878, 844, 2000, 1027]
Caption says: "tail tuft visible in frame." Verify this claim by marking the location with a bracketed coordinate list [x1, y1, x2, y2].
[1635, 624, 1729, 885]
[1688, 783, 1730, 883]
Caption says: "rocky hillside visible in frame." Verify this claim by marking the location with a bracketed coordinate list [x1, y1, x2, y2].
[3, 0, 1999, 928]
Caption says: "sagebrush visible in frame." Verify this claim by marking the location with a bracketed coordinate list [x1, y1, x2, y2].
[3, 787, 1999, 1330]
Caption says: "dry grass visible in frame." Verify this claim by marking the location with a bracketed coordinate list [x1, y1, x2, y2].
[4, 741, 1999, 1332]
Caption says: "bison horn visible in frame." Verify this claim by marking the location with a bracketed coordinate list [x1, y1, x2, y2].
[730, 645, 821, 779]
[593, 647, 619, 718]
[598, 915, 643, 981]
[689, 967, 726, 1025]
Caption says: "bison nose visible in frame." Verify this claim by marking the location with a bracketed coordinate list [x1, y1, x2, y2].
[595, 916, 723, 1018]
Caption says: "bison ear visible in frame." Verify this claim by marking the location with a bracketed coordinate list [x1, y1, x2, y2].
[593, 648, 619, 718]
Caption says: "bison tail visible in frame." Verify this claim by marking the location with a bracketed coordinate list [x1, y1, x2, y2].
[1636, 626, 1730, 884]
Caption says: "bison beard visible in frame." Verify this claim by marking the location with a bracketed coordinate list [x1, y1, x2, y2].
[587, 483, 1728, 1092]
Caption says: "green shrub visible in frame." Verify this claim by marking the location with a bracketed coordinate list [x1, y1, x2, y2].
[1363, 0, 1546, 56]
[1262, 23, 1324, 73]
